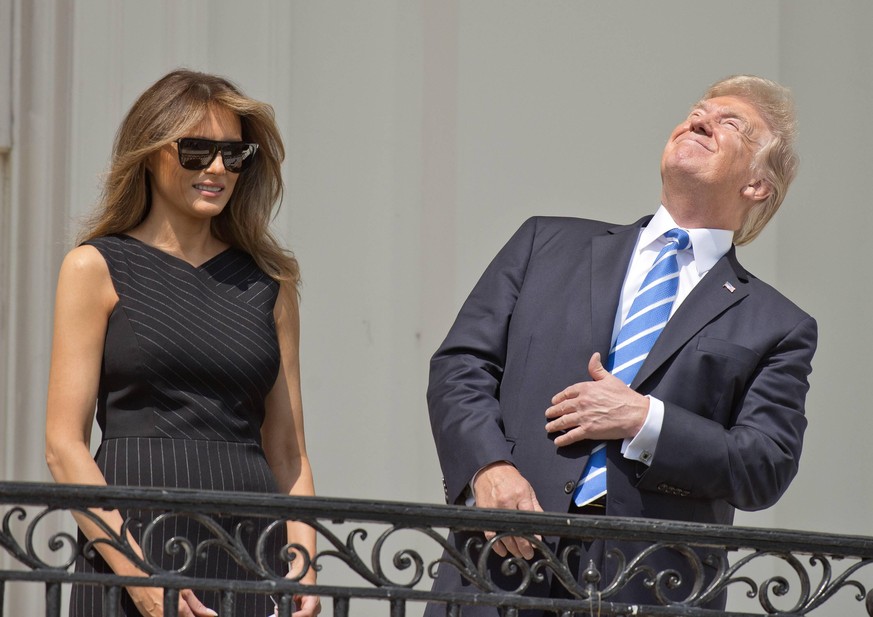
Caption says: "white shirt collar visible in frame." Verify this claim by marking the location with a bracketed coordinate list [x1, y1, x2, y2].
[638, 205, 734, 276]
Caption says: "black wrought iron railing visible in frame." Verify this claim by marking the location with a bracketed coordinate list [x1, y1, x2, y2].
[1, 481, 872, 616]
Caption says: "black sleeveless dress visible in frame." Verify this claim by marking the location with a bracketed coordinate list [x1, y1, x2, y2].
[70, 234, 286, 616]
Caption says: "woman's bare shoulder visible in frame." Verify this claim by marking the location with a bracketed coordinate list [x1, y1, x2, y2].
[59, 244, 110, 280]
[56, 245, 116, 308]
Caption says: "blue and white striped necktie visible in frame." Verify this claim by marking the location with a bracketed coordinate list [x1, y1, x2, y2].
[573, 228, 691, 507]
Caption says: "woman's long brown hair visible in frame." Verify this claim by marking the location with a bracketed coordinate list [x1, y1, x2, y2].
[79, 69, 299, 284]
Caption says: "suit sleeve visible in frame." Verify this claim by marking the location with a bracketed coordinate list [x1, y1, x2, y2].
[636, 314, 817, 510]
[427, 217, 538, 505]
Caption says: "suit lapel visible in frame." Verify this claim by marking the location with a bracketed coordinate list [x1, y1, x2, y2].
[590, 217, 650, 358]
[630, 247, 750, 389]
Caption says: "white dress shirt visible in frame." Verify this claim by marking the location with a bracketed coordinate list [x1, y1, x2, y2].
[620, 205, 734, 464]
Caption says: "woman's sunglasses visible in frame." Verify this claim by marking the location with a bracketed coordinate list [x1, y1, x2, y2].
[175, 138, 259, 173]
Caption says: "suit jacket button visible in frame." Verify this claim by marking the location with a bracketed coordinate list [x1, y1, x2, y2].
[564, 481, 576, 494]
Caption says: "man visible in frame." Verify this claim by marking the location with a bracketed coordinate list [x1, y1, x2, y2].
[425, 75, 817, 615]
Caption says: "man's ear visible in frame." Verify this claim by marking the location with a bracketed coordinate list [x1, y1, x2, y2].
[742, 179, 772, 202]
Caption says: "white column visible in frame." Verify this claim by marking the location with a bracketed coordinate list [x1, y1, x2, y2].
[0, 0, 13, 483]
[2, 1, 75, 615]
[0, 0, 11, 150]
[3, 0, 75, 481]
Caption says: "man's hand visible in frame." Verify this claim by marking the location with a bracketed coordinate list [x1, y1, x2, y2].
[544, 353, 649, 447]
[472, 462, 543, 559]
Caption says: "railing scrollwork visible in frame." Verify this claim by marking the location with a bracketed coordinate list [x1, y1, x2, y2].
[2, 482, 873, 616]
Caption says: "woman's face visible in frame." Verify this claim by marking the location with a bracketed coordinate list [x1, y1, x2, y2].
[147, 106, 243, 223]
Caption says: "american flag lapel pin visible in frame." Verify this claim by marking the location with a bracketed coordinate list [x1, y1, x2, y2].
[723, 281, 736, 293]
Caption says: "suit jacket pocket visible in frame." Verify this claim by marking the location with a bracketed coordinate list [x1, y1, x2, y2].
[690, 337, 761, 422]
[696, 336, 760, 364]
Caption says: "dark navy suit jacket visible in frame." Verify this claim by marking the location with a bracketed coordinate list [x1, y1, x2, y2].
[426, 216, 817, 614]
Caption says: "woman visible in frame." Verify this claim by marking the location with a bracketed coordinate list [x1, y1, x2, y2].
[45, 69, 320, 617]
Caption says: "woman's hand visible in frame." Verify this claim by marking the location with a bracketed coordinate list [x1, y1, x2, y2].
[129, 586, 217, 617]
[292, 593, 321, 617]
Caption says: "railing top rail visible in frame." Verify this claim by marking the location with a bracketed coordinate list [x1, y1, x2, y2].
[1, 481, 871, 558]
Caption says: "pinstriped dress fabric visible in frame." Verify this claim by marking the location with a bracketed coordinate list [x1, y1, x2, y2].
[71, 235, 285, 617]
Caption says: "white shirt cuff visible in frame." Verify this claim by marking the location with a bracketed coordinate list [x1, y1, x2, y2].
[465, 479, 478, 507]
[621, 395, 663, 466]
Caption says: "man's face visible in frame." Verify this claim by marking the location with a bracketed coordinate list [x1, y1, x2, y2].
[661, 95, 771, 197]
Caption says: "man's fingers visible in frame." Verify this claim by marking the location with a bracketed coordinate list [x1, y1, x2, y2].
[498, 534, 535, 560]
[553, 426, 587, 447]
[501, 535, 520, 557]
[490, 490, 540, 559]
[545, 399, 572, 420]
[476, 469, 541, 560]
[514, 536, 536, 560]
[529, 495, 544, 542]
[549, 353, 613, 411]
[485, 528, 538, 560]
[485, 531, 508, 557]
[544, 410, 578, 433]
[551, 386, 579, 406]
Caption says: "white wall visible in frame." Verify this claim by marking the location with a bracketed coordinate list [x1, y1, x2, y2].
[775, 0, 873, 534]
[3, 1, 871, 615]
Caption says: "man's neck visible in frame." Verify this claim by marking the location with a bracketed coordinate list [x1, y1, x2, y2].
[660, 184, 747, 231]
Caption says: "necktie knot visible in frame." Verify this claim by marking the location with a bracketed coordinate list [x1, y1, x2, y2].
[606, 227, 691, 386]
[664, 228, 691, 252]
